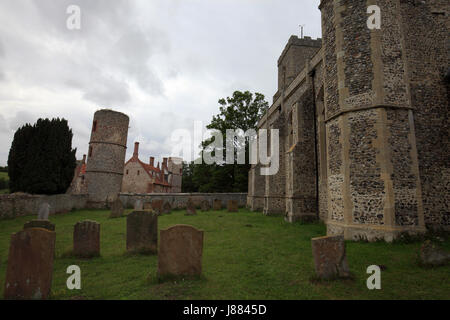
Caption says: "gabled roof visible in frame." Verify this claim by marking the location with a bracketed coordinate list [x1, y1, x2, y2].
[125, 157, 170, 186]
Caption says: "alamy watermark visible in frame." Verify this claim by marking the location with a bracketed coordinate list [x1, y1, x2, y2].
[66, 5, 81, 30]
[366, 265, 381, 290]
[367, 5, 381, 30]
[66, 265, 81, 290]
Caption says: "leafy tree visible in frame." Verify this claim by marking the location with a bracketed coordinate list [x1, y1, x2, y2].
[190, 90, 268, 192]
[8, 118, 77, 195]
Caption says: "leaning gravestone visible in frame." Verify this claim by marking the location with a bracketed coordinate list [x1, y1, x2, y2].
[134, 200, 143, 210]
[311, 235, 350, 280]
[200, 200, 211, 212]
[38, 203, 50, 220]
[162, 202, 172, 214]
[227, 200, 238, 212]
[126, 211, 158, 254]
[185, 198, 197, 216]
[158, 225, 204, 278]
[4, 228, 56, 300]
[24, 220, 55, 232]
[213, 199, 222, 210]
[152, 200, 164, 215]
[109, 198, 124, 219]
[73, 221, 101, 258]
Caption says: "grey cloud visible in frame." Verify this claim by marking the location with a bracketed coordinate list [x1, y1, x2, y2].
[0, 0, 322, 165]
[8, 111, 38, 132]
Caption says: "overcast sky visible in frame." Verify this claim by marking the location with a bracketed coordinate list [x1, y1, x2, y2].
[0, 0, 322, 166]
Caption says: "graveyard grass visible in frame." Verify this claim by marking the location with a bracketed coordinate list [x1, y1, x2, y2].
[0, 209, 449, 300]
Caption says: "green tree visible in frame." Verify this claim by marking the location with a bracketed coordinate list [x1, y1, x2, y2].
[192, 90, 268, 192]
[8, 118, 77, 195]
[181, 161, 197, 192]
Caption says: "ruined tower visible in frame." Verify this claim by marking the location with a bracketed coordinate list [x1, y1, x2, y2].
[85, 109, 129, 205]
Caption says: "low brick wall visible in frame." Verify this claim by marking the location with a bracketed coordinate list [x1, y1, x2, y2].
[119, 193, 247, 210]
[0, 194, 89, 220]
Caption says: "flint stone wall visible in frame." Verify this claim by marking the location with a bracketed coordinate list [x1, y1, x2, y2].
[0, 194, 89, 220]
[119, 193, 247, 210]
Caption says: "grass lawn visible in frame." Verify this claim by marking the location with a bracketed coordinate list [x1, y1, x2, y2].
[0, 209, 449, 300]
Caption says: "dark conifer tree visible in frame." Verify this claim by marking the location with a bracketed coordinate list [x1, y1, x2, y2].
[8, 118, 77, 194]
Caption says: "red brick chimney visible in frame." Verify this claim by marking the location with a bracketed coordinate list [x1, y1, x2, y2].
[82, 154, 86, 164]
[133, 142, 139, 158]
[163, 157, 168, 168]
[150, 157, 155, 167]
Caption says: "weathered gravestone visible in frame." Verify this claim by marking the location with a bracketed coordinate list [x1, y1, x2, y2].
[127, 211, 158, 254]
[185, 198, 197, 216]
[158, 225, 204, 278]
[73, 221, 100, 258]
[109, 198, 124, 219]
[200, 200, 211, 212]
[162, 201, 172, 214]
[24, 220, 55, 232]
[213, 199, 222, 210]
[152, 200, 164, 215]
[419, 240, 450, 267]
[143, 202, 152, 210]
[4, 228, 56, 300]
[38, 203, 50, 220]
[192, 197, 205, 208]
[134, 200, 143, 210]
[227, 200, 238, 212]
[311, 235, 350, 280]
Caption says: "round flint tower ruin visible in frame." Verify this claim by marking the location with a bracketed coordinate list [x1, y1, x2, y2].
[85, 109, 129, 205]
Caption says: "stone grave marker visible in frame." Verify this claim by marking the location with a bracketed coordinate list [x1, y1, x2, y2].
[185, 198, 197, 216]
[126, 211, 158, 254]
[158, 225, 204, 278]
[73, 221, 101, 258]
[38, 203, 50, 220]
[200, 200, 211, 212]
[4, 228, 56, 300]
[227, 200, 238, 212]
[419, 240, 450, 267]
[213, 199, 222, 210]
[109, 198, 124, 219]
[311, 235, 350, 280]
[134, 200, 143, 210]
[152, 199, 164, 215]
[143, 202, 152, 210]
[162, 201, 172, 214]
